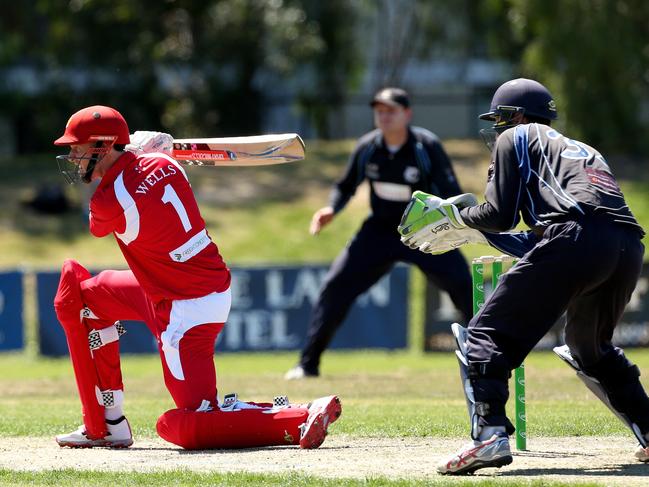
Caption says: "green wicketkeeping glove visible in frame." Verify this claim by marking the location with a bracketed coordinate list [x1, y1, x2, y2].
[398, 191, 479, 253]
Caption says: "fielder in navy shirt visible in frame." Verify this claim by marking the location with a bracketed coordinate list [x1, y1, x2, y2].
[285, 87, 472, 380]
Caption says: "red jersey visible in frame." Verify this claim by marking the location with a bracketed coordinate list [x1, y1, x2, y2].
[89, 151, 231, 302]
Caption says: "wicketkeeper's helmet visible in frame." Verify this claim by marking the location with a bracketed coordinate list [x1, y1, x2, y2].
[479, 78, 557, 133]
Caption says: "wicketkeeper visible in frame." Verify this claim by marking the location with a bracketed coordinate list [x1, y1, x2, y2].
[52, 105, 341, 449]
[399, 79, 649, 474]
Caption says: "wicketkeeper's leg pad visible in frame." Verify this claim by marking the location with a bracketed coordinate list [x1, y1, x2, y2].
[554, 345, 649, 447]
[452, 323, 514, 440]
[156, 404, 308, 449]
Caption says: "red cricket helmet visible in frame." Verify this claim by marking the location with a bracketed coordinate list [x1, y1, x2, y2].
[54, 105, 130, 146]
[54, 106, 130, 184]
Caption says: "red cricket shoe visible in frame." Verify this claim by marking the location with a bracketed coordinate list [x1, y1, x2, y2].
[299, 395, 342, 449]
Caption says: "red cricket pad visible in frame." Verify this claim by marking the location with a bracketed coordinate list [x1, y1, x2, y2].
[156, 406, 308, 450]
[53, 259, 107, 440]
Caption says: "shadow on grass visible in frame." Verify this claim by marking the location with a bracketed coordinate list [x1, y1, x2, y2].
[502, 462, 649, 478]
[125, 445, 302, 454]
[174, 444, 349, 455]
[512, 449, 591, 458]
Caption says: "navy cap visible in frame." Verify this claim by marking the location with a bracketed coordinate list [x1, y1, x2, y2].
[480, 78, 557, 121]
[370, 87, 410, 109]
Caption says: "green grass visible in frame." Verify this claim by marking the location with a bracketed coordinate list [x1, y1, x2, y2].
[0, 469, 603, 487]
[621, 180, 649, 239]
[2, 140, 647, 269]
[1, 351, 647, 485]
[2, 350, 649, 439]
[1, 141, 648, 485]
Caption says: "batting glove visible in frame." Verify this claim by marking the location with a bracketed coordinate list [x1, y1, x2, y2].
[126, 131, 174, 156]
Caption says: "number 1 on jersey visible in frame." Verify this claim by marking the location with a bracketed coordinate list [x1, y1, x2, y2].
[162, 184, 192, 232]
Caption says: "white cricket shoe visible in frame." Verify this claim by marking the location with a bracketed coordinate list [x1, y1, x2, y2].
[56, 416, 133, 448]
[438, 433, 513, 475]
[284, 365, 318, 380]
[299, 395, 342, 449]
[635, 445, 649, 462]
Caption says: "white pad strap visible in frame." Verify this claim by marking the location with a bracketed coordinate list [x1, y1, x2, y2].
[196, 399, 213, 412]
[273, 395, 290, 409]
[220, 393, 239, 411]
[218, 392, 264, 412]
[88, 322, 127, 351]
[262, 395, 291, 414]
[95, 387, 124, 409]
[80, 307, 99, 320]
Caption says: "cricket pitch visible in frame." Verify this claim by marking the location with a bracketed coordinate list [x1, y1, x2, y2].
[0, 435, 646, 485]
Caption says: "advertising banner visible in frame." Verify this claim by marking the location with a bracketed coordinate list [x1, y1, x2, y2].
[0, 271, 24, 351]
[37, 265, 409, 355]
[424, 263, 649, 351]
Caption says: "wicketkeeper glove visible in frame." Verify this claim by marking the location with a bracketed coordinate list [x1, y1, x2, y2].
[126, 131, 174, 156]
[398, 191, 487, 254]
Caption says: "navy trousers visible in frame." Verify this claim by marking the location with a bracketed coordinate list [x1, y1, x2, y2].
[299, 217, 472, 372]
[466, 217, 649, 433]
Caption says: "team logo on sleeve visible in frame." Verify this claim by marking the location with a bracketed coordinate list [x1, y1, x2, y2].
[403, 166, 420, 183]
[585, 167, 622, 194]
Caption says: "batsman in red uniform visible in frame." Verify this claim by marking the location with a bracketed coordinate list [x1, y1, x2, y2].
[52, 105, 341, 449]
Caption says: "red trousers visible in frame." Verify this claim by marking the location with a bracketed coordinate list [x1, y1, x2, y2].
[80, 269, 226, 409]
[62, 264, 308, 448]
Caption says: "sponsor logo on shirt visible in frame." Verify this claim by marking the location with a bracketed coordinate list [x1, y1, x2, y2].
[169, 228, 212, 262]
[372, 182, 412, 202]
[585, 167, 622, 194]
[403, 166, 420, 183]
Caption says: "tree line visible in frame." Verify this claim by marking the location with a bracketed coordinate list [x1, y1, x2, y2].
[1, 0, 647, 154]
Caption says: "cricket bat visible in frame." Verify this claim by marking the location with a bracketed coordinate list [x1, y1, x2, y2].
[172, 133, 305, 166]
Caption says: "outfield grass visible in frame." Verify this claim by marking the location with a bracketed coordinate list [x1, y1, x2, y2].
[1, 141, 648, 485]
[2, 350, 649, 440]
[1, 350, 648, 486]
[0, 469, 607, 487]
[1, 140, 647, 269]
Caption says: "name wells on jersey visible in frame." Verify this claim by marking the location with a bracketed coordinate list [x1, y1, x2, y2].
[135, 164, 178, 195]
